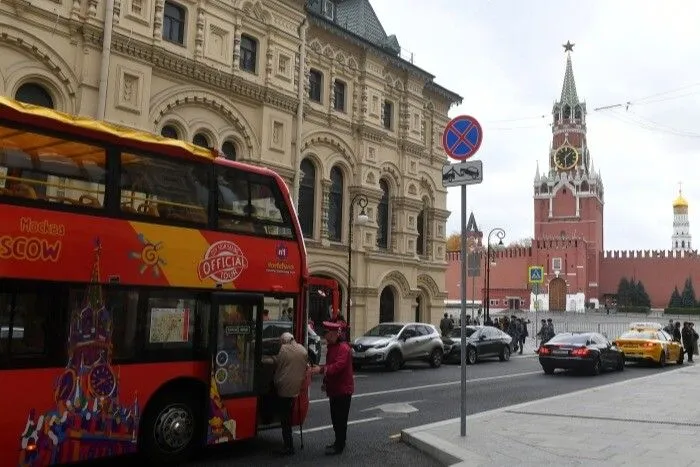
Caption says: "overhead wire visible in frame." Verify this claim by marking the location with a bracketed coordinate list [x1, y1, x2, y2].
[478, 81, 700, 136]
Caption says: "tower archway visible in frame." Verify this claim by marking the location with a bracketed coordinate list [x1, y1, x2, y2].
[548, 277, 567, 312]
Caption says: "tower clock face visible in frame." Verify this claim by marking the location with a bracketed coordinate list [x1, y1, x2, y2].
[554, 146, 578, 170]
[88, 363, 117, 398]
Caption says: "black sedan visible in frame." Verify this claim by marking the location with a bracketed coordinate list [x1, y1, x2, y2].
[538, 332, 625, 375]
[442, 325, 513, 364]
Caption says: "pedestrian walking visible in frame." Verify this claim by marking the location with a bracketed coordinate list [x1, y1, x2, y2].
[309, 321, 354, 455]
[262, 332, 309, 455]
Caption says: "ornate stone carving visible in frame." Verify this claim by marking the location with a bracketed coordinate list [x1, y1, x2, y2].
[301, 131, 355, 165]
[153, 0, 163, 39]
[87, 0, 98, 17]
[195, 8, 205, 58]
[320, 179, 331, 241]
[242, 0, 272, 24]
[380, 162, 401, 191]
[151, 91, 256, 151]
[380, 270, 412, 298]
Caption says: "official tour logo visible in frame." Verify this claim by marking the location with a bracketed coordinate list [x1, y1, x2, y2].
[198, 240, 248, 283]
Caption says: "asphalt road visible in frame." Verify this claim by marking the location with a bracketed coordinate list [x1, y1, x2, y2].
[180, 356, 677, 467]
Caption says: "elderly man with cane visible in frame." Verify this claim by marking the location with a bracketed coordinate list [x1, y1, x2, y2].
[263, 332, 308, 455]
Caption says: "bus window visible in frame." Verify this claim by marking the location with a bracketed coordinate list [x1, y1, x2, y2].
[144, 292, 198, 350]
[0, 124, 106, 208]
[82, 288, 139, 360]
[216, 166, 293, 238]
[119, 152, 209, 224]
[0, 290, 50, 359]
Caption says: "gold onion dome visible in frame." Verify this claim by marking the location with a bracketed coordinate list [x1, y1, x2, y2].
[673, 191, 689, 208]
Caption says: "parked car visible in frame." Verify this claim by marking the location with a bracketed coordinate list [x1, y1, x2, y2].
[613, 322, 683, 366]
[442, 325, 513, 364]
[538, 332, 625, 375]
[261, 320, 320, 365]
[351, 322, 444, 371]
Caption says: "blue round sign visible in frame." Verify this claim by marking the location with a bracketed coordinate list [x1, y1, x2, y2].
[442, 115, 483, 161]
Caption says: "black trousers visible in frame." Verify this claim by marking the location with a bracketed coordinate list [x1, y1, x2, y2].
[277, 396, 294, 449]
[329, 395, 352, 450]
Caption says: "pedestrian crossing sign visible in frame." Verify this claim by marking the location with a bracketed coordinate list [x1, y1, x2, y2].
[528, 266, 544, 284]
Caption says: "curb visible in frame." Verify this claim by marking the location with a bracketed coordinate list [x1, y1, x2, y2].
[401, 364, 692, 465]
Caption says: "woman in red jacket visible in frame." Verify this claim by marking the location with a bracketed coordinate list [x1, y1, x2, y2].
[310, 320, 354, 455]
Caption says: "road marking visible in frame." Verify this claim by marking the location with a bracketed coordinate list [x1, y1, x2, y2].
[295, 416, 381, 434]
[310, 370, 541, 404]
[389, 433, 401, 440]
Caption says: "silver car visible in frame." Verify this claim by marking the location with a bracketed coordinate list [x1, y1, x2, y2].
[351, 322, 444, 371]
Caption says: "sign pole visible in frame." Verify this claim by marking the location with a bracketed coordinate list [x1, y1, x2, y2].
[441, 113, 484, 440]
[459, 184, 467, 438]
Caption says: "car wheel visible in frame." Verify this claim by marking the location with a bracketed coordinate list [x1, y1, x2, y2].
[616, 354, 625, 371]
[386, 350, 402, 372]
[658, 351, 667, 367]
[429, 348, 443, 368]
[590, 357, 602, 376]
[499, 345, 511, 362]
[542, 365, 555, 375]
[466, 347, 477, 365]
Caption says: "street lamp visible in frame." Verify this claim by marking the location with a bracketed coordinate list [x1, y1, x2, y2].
[484, 227, 506, 323]
[346, 193, 369, 336]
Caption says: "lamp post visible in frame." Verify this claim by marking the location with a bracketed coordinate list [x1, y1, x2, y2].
[346, 194, 369, 336]
[485, 227, 506, 323]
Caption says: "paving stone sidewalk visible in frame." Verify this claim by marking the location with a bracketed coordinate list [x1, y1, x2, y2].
[402, 362, 700, 466]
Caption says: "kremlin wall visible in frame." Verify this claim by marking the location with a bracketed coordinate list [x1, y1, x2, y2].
[446, 195, 700, 312]
[445, 48, 698, 312]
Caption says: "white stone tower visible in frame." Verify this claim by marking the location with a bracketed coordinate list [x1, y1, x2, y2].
[672, 184, 691, 252]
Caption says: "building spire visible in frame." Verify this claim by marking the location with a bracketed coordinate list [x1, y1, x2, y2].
[560, 41, 578, 106]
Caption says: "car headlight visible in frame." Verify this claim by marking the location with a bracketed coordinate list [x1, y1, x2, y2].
[374, 342, 388, 349]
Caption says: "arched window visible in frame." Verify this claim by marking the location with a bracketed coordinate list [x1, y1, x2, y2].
[298, 158, 316, 238]
[192, 133, 209, 148]
[562, 105, 571, 120]
[379, 286, 395, 323]
[416, 209, 426, 255]
[574, 106, 582, 120]
[160, 125, 179, 139]
[328, 166, 344, 241]
[15, 83, 54, 109]
[376, 179, 390, 248]
[221, 141, 237, 160]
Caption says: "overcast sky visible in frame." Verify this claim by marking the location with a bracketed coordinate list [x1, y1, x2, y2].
[370, 0, 700, 251]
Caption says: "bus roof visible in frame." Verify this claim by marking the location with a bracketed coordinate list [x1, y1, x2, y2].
[0, 96, 213, 162]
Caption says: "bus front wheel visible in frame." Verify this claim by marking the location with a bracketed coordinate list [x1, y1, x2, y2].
[140, 391, 203, 464]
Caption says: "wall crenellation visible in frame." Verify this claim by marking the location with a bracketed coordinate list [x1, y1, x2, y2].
[602, 249, 700, 259]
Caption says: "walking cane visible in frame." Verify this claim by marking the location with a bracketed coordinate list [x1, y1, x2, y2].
[298, 395, 304, 450]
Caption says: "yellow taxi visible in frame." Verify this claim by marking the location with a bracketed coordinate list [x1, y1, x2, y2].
[613, 322, 684, 366]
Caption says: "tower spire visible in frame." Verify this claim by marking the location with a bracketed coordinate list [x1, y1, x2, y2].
[560, 41, 578, 106]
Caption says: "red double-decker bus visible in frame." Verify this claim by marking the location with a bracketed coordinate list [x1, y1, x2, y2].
[0, 96, 328, 466]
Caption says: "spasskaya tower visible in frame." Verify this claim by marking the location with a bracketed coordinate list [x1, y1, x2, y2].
[533, 41, 604, 251]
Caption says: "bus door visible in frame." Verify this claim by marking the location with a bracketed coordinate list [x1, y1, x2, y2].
[206, 292, 263, 446]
